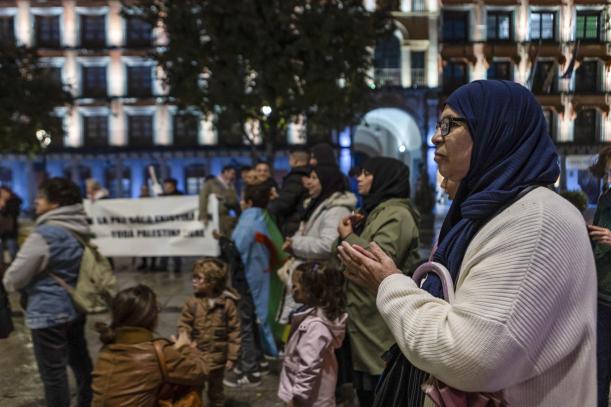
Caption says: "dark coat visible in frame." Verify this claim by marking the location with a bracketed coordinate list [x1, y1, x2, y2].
[268, 165, 310, 238]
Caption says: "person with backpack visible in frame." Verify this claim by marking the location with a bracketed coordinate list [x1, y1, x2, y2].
[3, 177, 95, 407]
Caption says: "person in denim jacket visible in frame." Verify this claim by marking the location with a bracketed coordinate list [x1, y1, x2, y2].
[3, 178, 93, 407]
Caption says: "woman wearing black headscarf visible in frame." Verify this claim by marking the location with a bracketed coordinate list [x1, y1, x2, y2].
[284, 165, 356, 260]
[336, 157, 421, 406]
[338, 81, 597, 406]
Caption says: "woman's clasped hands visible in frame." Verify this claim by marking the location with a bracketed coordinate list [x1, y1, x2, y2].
[337, 241, 401, 294]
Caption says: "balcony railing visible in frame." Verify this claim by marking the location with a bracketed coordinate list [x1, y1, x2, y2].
[411, 68, 426, 87]
[374, 68, 402, 87]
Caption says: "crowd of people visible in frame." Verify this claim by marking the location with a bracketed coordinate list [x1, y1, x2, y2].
[0, 80, 610, 407]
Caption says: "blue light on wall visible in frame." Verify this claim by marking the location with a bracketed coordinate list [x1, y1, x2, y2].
[339, 127, 351, 148]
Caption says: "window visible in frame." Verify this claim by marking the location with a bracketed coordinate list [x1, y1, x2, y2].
[82, 66, 107, 97]
[128, 115, 154, 147]
[530, 11, 556, 41]
[410, 51, 426, 87]
[531, 61, 557, 94]
[487, 11, 512, 41]
[126, 17, 152, 47]
[487, 61, 513, 80]
[443, 61, 468, 93]
[35, 15, 60, 48]
[576, 11, 600, 41]
[184, 164, 206, 195]
[0, 16, 14, 43]
[374, 36, 401, 86]
[574, 61, 599, 93]
[412, 0, 426, 12]
[173, 114, 199, 146]
[127, 66, 152, 97]
[574, 109, 598, 143]
[44, 66, 63, 88]
[104, 166, 131, 197]
[542, 109, 556, 141]
[83, 115, 109, 147]
[80, 15, 106, 48]
[443, 11, 469, 42]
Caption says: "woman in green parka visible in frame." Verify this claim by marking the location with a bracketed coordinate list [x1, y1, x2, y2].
[336, 157, 420, 406]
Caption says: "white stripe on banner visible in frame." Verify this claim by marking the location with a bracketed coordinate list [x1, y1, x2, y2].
[84, 195, 220, 257]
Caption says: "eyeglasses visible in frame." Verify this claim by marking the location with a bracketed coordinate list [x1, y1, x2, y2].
[436, 117, 467, 139]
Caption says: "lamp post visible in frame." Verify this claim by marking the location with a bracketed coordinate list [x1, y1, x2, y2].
[36, 129, 52, 180]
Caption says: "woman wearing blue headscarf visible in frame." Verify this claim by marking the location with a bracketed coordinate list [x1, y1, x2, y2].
[338, 80, 597, 406]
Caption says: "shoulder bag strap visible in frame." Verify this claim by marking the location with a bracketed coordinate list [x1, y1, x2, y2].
[152, 339, 169, 382]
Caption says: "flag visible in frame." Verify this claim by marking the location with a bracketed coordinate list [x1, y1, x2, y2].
[561, 40, 580, 79]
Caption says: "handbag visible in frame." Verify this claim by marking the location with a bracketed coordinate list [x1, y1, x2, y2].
[152, 340, 203, 407]
[373, 261, 507, 407]
[0, 280, 13, 339]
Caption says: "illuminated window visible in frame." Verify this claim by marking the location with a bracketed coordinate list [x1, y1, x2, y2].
[487, 11, 512, 41]
[531, 11, 555, 41]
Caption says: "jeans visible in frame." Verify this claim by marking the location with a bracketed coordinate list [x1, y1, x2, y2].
[31, 315, 93, 407]
[236, 286, 264, 375]
[598, 302, 611, 407]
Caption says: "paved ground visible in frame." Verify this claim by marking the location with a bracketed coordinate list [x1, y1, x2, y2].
[0, 213, 438, 407]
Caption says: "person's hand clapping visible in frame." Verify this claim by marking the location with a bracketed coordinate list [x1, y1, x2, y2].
[337, 241, 400, 294]
[588, 224, 611, 247]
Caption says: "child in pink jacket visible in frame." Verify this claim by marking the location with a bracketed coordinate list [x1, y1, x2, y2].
[278, 262, 348, 407]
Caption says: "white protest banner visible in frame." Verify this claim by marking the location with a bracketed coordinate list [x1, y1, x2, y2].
[84, 195, 220, 257]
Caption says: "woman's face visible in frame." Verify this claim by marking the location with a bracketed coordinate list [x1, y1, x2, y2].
[432, 106, 473, 182]
[307, 171, 322, 198]
[357, 169, 374, 195]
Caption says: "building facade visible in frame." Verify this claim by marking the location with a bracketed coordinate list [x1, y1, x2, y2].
[0, 0, 304, 209]
[439, 0, 611, 203]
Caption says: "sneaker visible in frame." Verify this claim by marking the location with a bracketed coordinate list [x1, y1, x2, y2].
[259, 361, 270, 376]
[223, 371, 262, 388]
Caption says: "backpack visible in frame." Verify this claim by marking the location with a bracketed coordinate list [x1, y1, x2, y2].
[48, 226, 117, 314]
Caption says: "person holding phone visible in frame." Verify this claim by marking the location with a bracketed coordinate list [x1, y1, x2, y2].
[336, 157, 421, 406]
[588, 146, 611, 407]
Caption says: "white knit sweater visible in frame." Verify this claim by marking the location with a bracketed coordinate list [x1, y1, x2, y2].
[376, 188, 597, 407]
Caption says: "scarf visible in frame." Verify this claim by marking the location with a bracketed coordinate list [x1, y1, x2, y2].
[424, 80, 560, 298]
[302, 165, 346, 222]
[361, 157, 411, 215]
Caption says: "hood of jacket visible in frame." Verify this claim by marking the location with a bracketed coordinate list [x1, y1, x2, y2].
[36, 204, 91, 236]
[322, 191, 357, 212]
[292, 307, 348, 349]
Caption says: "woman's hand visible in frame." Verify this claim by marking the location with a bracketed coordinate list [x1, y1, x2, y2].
[282, 238, 294, 254]
[588, 224, 611, 247]
[337, 241, 400, 294]
[338, 215, 353, 240]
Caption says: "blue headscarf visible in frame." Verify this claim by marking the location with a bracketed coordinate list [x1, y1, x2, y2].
[423, 80, 560, 298]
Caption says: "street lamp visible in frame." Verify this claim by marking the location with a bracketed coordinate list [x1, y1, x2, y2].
[261, 105, 272, 117]
[36, 129, 52, 179]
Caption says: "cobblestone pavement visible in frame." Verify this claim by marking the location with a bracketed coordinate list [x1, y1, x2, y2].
[0, 215, 439, 407]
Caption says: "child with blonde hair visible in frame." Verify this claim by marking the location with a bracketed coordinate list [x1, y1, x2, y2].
[178, 258, 240, 407]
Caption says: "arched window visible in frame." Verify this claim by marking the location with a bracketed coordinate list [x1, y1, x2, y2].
[104, 166, 131, 197]
[184, 164, 206, 195]
[0, 166, 13, 187]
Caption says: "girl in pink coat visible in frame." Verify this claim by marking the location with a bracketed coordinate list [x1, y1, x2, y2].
[278, 262, 348, 407]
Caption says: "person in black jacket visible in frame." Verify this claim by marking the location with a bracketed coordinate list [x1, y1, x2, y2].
[0, 186, 22, 265]
[268, 147, 310, 238]
[158, 178, 184, 272]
